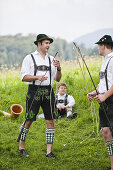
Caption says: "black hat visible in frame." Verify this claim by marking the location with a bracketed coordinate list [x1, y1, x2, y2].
[95, 35, 113, 46]
[34, 34, 53, 45]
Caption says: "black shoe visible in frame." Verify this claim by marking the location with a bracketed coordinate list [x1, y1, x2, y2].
[18, 148, 29, 157]
[46, 152, 56, 159]
[72, 112, 77, 119]
[58, 116, 62, 119]
[107, 168, 111, 170]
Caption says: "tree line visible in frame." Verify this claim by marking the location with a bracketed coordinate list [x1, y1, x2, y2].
[0, 34, 98, 68]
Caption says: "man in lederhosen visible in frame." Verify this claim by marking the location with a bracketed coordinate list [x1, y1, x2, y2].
[18, 34, 62, 159]
[87, 35, 113, 170]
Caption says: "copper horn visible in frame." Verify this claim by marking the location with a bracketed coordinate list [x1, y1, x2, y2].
[0, 104, 23, 118]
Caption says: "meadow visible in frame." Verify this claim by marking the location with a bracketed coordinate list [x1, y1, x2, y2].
[0, 57, 110, 170]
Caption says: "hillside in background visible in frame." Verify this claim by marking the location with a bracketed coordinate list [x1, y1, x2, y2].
[0, 34, 75, 68]
[74, 28, 113, 48]
[0, 28, 113, 68]
[0, 34, 98, 68]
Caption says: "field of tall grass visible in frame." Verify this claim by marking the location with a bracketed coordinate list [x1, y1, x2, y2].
[0, 57, 110, 170]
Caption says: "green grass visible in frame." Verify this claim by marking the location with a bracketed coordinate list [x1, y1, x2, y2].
[0, 57, 110, 170]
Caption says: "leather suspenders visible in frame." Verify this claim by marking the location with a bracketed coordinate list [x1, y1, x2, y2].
[55, 94, 68, 106]
[31, 54, 51, 85]
[104, 56, 113, 91]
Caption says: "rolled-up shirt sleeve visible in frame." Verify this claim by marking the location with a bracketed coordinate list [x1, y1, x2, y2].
[67, 95, 75, 107]
[21, 55, 32, 81]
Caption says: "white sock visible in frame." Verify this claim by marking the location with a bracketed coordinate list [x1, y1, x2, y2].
[67, 110, 72, 118]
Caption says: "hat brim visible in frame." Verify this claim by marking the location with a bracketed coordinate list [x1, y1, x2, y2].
[95, 41, 113, 46]
[34, 37, 53, 45]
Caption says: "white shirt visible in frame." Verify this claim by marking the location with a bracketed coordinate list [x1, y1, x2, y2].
[56, 93, 75, 107]
[21, 50, 56, 85]
[98, 52, 113, 93]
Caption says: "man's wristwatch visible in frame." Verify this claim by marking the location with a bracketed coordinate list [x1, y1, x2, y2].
[57, 67, 61, 71]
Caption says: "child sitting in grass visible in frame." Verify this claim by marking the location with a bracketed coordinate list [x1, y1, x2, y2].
[55, 82, 77, 119]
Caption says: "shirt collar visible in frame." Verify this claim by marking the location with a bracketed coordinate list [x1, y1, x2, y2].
[33, 50, 39, 55]
[105, 52, 113, 59]
[58, 93, 66, 97]
[33, 50, 49, 58]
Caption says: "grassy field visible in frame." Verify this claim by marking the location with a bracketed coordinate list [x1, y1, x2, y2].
[0, 57, 110, 170]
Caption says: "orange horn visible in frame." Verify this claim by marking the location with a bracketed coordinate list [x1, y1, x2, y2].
[0, 104, 23, 118]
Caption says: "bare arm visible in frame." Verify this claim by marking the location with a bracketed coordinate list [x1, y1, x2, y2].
[22, 75, 48, 82]
[55, 70, 62, 82]
[104, 85, 113, 99]
[53, 59, 62, 82]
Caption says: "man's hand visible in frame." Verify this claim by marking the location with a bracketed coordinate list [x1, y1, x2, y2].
[94, 94, 106, 103]
[53, 59, 62, 82]
[37, 75, 48, 82]
[53, 59, 60, 68]
[87, 91, 96, 101]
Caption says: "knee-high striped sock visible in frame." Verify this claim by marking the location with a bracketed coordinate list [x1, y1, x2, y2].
[46, 128, 55, 144]
[20, 128, 29, 141]
[106, 140, 113, 156]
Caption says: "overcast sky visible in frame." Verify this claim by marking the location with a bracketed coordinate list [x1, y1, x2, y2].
[0, 0, 113, 42]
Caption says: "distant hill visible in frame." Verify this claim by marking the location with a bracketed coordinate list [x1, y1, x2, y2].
[74, 28, 113, 48]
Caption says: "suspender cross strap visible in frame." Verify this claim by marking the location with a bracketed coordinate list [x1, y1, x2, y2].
[105, 56, 113, 91]
[31, 54, 51, 85]
[55, 94, 68, 106]
[49, 57, 51, 85]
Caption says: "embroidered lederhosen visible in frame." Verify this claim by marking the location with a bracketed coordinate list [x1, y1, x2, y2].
[26, 54, 55, 120]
